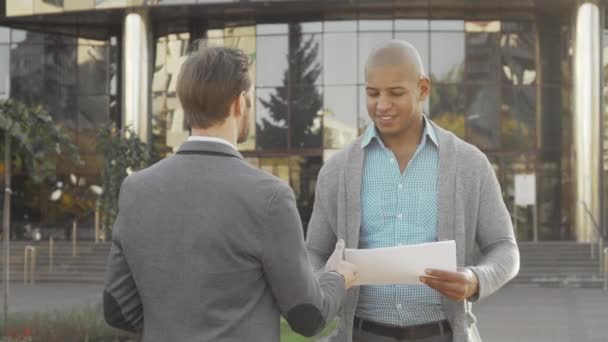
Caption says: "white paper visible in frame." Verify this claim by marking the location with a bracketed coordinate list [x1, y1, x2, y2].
[514, 174, 536, 206]
[344, 240, 457, 286]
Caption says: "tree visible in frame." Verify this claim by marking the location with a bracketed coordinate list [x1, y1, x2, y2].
[256, 23, 323, 149]
[0, 99, 81, 329]
[96, 123, 150, 233]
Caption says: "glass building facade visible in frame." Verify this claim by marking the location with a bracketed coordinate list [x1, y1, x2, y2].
[0, 0, 606, 242]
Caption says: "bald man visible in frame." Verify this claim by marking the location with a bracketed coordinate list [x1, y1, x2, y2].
[306, 40, 519, 342]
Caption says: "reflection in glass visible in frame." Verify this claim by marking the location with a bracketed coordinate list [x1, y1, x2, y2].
[501, 86, 536, 149]
[6, 0, 34, 16]
[292, 33, 322, 86]
[394, 32, 429, 76]
[358, 32, 393, 83]
[430, 20, 465, 31]
[43, 39, 78, 128]
[34, 0, 64, 14]
[256, 35, 288, 87]
[256, 87, 288, 149]
[291, 85, 323, 148]
[429, 84, 466, 138]
[465, 21, 501, 32]
[466, 85, 501, 149]
[11, 43, 44, 107]
[395, 19, 428, 31]
[324, 21, 357, 32]
[466, 32, 500, 83]
[301, 22, 322, 33]
[0, 46, 9, 98]
[359, 20, 393, 31]
[430, 32, 465, 83]
[358, 85, 371, 133]
[78, 96, 110, 131]
[501, 31, 536, 85]
[324, 33, 356, 85]
[0, 28, 9, 43]
[11, 29, 45, 44]
[323, 86, 358, 149]
[150, 33, 191, 156]
[64, 0, 95, 10]
[257, 24, 288, 35]
[78, 44, 109, 95]
[289, 24, 323, 148]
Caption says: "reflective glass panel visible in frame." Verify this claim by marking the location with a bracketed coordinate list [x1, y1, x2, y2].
[323, 33, 356, 85]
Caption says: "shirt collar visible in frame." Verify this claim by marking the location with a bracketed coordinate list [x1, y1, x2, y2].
[360, 115, 439, 149]
[187, 135, 238, 151]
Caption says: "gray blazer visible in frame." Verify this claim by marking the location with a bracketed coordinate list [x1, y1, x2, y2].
[306, 121, 520, 342]
[104, 140, 346, 342]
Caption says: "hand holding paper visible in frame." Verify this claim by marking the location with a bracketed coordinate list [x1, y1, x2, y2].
[344, 240, 457, 286]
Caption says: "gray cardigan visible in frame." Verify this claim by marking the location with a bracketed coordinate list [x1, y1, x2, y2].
[306, 122, 520, 342]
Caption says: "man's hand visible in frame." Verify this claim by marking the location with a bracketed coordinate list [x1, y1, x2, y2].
[420, 268, 479, 301]
[325, 239, 358, 289]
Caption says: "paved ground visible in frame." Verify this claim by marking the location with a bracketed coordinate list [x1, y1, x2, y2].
[3, 284, 608, 341]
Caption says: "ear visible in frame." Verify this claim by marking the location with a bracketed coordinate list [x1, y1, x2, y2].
[231, 92, 243, 119]
[418, 77, 431, 101]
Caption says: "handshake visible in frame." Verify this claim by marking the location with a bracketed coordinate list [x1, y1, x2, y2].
[324, 239, 359, 289]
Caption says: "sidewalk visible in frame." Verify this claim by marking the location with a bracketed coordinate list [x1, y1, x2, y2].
[4, 284, 608, 341]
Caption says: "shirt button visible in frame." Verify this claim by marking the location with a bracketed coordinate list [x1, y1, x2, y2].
[396, 304, 402, 309]
[397, 214, 403, 219]
[398, 184, 403, 189]
[389, 158, 395, 163]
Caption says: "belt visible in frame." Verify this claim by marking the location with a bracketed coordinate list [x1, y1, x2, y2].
[354, 317, 451, 340]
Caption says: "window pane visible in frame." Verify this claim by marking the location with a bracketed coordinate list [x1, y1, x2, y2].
[256, 87, 288, 150]
[64, 0, 95, 11]
[34, 0, 63, 14]
[465, 21, 501, 32]
[358, 85, 371, 133]
[324, 20, 357, 32]
[359, 20, 393, 31]
[257, 24, 288, 35]
[290, 28, 322, 86]
[430, 20, 464, 31]
[394, 19, 428, 31]
[78, 96, 110, 132]
[502, 85, 536, 150]
[11, 29, 45, 44]
[323, 86, 358, 149]
[301, 22, 322, 33]
[256, 35, 288, 87]
[78, 44, 109, 95]
[10, 43, 44, 107]
[466, 84, 501, 150]
[291, 85, 323, 148]
[430, 32, 464, 83]
[0, 28, 9, 43]
[394, 32, 429, 77]
[358, 32, 393, 83]
[96, 0, 126, 8]
[44, 40, 78, 128]
[0, 45, 9, 98]
[501, 31, 536, 86]
[466, 32, 500, 83]
[7, 0, 34, 16]
[429, 83, 466, 138]
[324, 33, 356, 85]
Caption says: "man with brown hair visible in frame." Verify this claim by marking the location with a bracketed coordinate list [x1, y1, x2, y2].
[103, 46, 357, 342]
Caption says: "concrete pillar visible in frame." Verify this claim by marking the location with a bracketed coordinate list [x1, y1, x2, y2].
[122, 9, 152, 142]
[573, 1, 602, 242]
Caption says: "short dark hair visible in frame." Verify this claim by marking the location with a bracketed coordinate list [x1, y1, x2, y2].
[176, 46, 251, 129]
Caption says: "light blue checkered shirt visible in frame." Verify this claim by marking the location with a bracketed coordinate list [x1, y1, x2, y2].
[355, 116, 447, 326]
